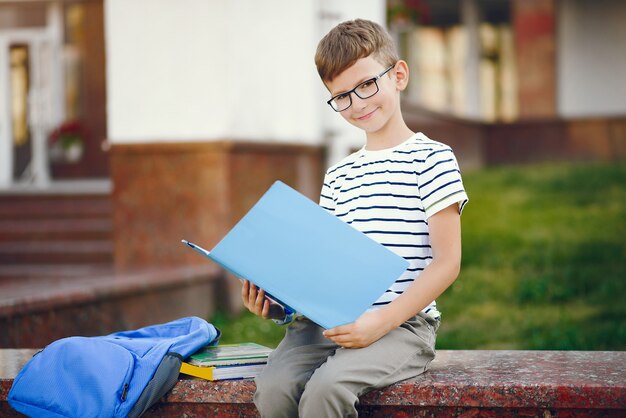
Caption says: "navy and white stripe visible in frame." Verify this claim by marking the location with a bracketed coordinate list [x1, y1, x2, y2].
[319, 132, 468, 316]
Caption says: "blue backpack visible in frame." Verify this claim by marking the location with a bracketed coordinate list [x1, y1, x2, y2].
[8, 316, 219, 418]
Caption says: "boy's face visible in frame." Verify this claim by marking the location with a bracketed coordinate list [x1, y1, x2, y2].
[325, 56, 402, 135]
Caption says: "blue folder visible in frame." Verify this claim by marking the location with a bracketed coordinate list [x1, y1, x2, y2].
[182, 181, 409, 329]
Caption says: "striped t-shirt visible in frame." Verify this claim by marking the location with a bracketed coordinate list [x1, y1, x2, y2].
[319, 132, 468, 319]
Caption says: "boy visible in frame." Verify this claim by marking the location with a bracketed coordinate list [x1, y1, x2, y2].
[242, 18, 468, 417]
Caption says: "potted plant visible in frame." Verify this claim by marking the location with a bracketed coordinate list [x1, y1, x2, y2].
[387, 0, 430, 28]
[48, 120, 86, 163]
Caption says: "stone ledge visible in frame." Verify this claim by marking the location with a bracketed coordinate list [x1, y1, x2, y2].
[0, 265, 219, 317]
[2, 350, 624, 417]
[0, 265, 222, 348]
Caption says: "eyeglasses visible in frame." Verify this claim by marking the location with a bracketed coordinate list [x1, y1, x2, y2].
[327, 65, 395, 112]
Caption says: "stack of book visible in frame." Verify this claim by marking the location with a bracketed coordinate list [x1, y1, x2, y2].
[180, 342, 273, 381]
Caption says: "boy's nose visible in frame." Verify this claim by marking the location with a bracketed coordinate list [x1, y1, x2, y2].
[351, 93, 368, 111]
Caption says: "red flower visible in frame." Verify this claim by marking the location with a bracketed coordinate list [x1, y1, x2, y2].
[48, 120, 87, 149]
[387, 0, 431, 26]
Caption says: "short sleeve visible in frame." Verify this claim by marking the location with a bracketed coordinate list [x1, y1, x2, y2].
[418, 147, 469, 219]
[318, 173, 335, 213]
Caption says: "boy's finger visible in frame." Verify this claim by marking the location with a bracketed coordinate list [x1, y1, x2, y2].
[248, 283, 258, 305]
[323, 325, 350, 338]
[261, 300, 270, 318]
[257, 289, 269, 308]
[253, 288, 267, 313]
[241, 281, 251, 308]
[325, 334, 355, 348]
[255, 289, 265, 309]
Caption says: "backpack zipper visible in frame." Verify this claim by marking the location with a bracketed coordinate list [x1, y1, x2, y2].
[121, 383, 129, 402]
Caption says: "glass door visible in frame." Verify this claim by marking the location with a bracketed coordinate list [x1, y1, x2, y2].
[0, 3, 64, 188]
[9, 44, 32, 180]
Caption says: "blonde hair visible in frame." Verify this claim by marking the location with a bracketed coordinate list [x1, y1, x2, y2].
[315, 19, 399, 82]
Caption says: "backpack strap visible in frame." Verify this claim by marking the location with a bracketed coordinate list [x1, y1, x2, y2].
[128, 352, 182, 418]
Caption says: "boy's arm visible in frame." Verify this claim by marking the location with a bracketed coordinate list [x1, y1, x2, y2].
[323, 203, 462, 348]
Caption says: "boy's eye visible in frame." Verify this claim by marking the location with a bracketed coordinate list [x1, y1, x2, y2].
[359, 80, 375, 89]
[335, 93, 350, 102]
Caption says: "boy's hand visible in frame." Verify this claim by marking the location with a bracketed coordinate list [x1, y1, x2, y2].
[241, 280, 285, 320]
[322, 310, 392, 349]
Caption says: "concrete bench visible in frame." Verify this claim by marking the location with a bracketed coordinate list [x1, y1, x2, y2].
[1, 349, 624, 417]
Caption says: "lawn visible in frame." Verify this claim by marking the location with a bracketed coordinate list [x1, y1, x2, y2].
[211, 162, 626, 350]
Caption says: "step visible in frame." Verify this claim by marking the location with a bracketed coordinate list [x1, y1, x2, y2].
[0, 218, 112, 241]
[0, 197, 112, 220]
[0, 263, 114, 280]
[0, 240, 113, 265]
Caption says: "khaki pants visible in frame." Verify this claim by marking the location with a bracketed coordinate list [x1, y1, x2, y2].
[254, 313, 439, 418]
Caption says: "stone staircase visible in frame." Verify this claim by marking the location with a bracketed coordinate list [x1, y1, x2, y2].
[0, 186, 222, 348]
[0, 192, 114, 278]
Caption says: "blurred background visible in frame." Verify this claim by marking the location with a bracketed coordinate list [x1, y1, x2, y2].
[0, 0, 624, 351]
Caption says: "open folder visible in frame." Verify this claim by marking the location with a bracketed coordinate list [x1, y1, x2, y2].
[182, 181, 409, 329]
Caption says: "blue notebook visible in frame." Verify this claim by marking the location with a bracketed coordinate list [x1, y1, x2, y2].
[182, 181, 409, 329]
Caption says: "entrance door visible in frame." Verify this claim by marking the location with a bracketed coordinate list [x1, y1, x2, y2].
[0, 6, 64, 188]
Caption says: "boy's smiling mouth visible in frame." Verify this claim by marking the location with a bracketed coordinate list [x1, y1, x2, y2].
[356, 108, 378, 121]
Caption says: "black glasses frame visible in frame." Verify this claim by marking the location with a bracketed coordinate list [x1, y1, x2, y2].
[327, 65, 395, 112]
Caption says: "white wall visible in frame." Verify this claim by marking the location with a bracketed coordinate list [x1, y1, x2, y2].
[558, 0, 626, 117]
[105, 0, 320, 144]
[105, 0, 385, 149]
[316, 0, 386, 165]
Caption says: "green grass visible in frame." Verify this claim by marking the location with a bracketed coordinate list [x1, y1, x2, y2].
[210, 309, 287, 348]
[210, 162, 626, 350]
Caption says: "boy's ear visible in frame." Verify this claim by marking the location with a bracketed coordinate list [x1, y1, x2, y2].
[393, 60, 410, 91]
